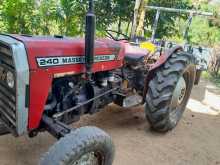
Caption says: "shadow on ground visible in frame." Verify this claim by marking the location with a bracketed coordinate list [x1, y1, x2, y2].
[0, 78, 219, 165]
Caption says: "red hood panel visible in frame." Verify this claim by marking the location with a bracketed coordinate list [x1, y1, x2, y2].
[10, 35, 123, 70]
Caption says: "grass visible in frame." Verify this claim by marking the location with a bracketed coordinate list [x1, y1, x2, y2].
[202, 71, 220, 88]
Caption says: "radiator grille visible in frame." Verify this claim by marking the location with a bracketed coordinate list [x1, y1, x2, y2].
[0, 42, 16, 132]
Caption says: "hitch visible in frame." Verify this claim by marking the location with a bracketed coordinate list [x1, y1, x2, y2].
[41, 115, 72, 139]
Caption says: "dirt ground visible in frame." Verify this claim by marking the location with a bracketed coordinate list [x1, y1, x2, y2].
[0, 78, 220, 165]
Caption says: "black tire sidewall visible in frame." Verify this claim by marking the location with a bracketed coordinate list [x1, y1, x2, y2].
[64, 138, 112, 165]
[40, 126, 114, 165]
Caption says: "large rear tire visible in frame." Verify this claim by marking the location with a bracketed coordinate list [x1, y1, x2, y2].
[145, 51, 195, 132]
[40, 126, 115, 165]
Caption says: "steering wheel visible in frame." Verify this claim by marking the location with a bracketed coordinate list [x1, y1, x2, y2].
[105, 30, 130, 41]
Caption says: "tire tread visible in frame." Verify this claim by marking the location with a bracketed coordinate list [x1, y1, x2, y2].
[145, 51, 194, 132]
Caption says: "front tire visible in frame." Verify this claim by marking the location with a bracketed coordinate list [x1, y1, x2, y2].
[145, 51, 195, 132]
[40, 126, 115, 165]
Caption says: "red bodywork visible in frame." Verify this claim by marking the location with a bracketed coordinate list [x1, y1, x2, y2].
[11, 35, 130, 130]
[10, 35, 177, 131]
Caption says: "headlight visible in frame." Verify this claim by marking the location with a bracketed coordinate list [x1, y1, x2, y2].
[6, 71, 14, 88]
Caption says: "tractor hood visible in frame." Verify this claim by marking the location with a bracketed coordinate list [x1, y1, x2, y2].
[8, 34, 124, 70]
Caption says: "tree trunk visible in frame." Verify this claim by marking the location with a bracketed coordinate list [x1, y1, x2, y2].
[126, 22, 131, 36]
[131, 0, 148, 38]
[117, 16, 122, 38]
[136, 0, 148, 36]
[131, 0, 142, 38]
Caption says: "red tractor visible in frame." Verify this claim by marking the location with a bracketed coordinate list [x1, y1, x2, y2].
[0, 1, 199, 165]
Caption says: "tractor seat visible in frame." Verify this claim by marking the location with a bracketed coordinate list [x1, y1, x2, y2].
[124, 45, 150, 63]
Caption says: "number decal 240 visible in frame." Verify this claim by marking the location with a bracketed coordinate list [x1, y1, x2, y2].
[38, 58, 59, 66]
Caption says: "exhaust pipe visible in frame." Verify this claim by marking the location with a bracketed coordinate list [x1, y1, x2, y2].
[85, 0, 96, 80]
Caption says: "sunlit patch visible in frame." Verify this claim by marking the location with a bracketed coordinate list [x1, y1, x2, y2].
[187, 99, 220, 115]
[206, 84, 217, 90]
[206, 84, 220, 96]
[187, 87, 220, 116]
[204, 90, 220, 109]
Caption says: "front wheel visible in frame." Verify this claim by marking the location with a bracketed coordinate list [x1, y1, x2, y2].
[145, 51, 196, 132]
[40, 126, 115, 165]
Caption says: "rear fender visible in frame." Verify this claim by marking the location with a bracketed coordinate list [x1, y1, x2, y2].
[143, 46, 184, 101]
[150, 46, 183, 71]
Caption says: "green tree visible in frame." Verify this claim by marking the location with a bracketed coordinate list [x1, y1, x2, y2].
[57, 0, 87, 36]
[189, 17, 220, 46]
[0, 0, 219, 48]
[38, 0, 59, 35]
[146, 0, 192, 38]
[1, 0, 37, 34]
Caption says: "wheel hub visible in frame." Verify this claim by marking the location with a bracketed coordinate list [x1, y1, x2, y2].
[72, 152, 99, 165]
[171, 76, 186, 109]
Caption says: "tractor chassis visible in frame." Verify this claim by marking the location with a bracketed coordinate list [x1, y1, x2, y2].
[53, 87, 119, 119]
[33, 86, 121, 139]
[41, 115, 72, 139]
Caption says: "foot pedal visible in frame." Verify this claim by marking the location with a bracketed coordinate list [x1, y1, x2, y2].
[123, 95, 143, 108]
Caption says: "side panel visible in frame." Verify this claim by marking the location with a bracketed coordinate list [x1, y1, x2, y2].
[28, 61, 124, 130]
[29, 70, 52, 130]
[26, 39, 125, 130]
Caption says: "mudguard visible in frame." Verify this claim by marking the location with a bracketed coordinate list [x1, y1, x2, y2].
[150, 45, 183, 71]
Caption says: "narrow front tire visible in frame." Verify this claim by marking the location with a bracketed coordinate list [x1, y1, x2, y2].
[40, 126, 115, 165]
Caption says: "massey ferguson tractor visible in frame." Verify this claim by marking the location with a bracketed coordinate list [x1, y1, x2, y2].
[0, 1, 200, 165]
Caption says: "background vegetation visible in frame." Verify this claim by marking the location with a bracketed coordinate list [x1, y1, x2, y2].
[0, 0, 219, 82]
[0, 0, 219, 47]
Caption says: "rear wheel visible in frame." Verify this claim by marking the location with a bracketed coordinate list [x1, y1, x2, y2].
[145, 51, 195, 132]
[40, 126, 115, 165]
